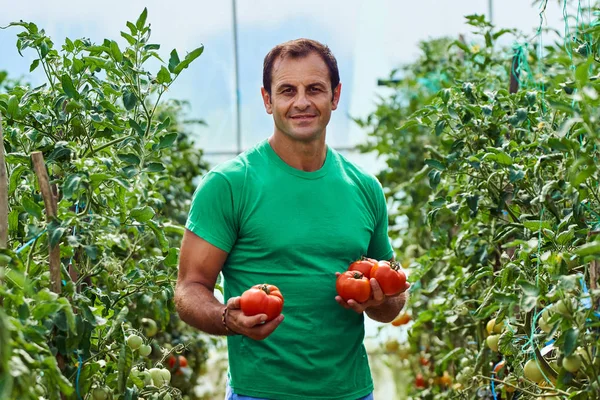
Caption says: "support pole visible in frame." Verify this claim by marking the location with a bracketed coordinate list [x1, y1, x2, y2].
[31, 151, 61, 294]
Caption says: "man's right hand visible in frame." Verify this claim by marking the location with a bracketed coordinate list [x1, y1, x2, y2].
[224, 296, 285, 340]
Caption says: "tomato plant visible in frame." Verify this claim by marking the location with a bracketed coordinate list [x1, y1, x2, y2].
[336, 270, 372, 303]
[0, 8, 214, 400]
[240, 284, 284, 321]
[357, 8, 600, 400]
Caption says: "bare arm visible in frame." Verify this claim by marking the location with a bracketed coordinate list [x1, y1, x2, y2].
[364, 290, 408, 323]
[174, 229, 231, 335]
[175, 229, 284, 339]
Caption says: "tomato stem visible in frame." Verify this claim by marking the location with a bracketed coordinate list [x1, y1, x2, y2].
[352, 271, 364, 279]
[260, 284, 270, 295]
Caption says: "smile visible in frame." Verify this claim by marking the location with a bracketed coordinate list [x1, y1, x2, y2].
[290, 115, 316, 120]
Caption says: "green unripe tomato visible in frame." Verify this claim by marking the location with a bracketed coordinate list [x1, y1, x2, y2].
[538, 310, 553, 333]
[141, 318, 158, 337]
[127, 334, 143, 350]
[524, 359, 544, 383]
[139, 344, 152, 357]
[149, 368, 171, 386]
[486, 334, 500, 352]
[553, 299, 574, 316]
[562, 354, 581, 373]
[92, 386, 110, 400]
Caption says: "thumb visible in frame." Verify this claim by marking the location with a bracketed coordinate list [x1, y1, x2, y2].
[227, 296, 241, 309]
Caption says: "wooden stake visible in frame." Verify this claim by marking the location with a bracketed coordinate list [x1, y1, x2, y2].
[0, 114, 7, 248]
[31, 151, 61, 294]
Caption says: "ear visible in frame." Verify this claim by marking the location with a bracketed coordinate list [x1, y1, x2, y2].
[331, 83, 342, 111]
[261, 87, 273, 114]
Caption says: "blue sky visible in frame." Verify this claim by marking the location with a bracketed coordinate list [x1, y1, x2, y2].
[0, 0, 569, 171]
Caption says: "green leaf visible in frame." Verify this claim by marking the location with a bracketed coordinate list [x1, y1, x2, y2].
[29, 59, 40, 72]
[120, 31, 136, 45]
[48, 220, 66, 248]
[146, 162, 165, 172]
[126, 21, 138, 35]
[164, 247, 179, 267]
[168, 49, 181, 73]
[22, 197, 43, 219]
[509, 168, 525, 183]
[118, 344, 134, 394]
[522, 220, 552, 232]
[130, 206, 155, 223]
[117, 153, 141, 165]
[424, 159, 446, 171]
[147, 221, 169, 253]
[7, 95, 19, 118]
[136, 8, 148, 30]
[155, 117, 171, 133]
[397, 119, 420, 131]
[156, 66, 172, 84]
[517, 280, 539, 296]
[63, 174, 82, 199]
[61, 74, 79, 99]
[42, 356, 74, 396]
[173, 45, 204, 74]
[128, 118, 145, 136]
[158, 132, 178, 149]
[575, 60, 590, 85]
[435, 120, 446, 136]
[110, 41, 123, 62]
[561, 328, 579, 357]
[122, 90, 137, 111]
[32, 302, 63, 320]
[574, 242, 600, 257]
[428, 170, 441, 190]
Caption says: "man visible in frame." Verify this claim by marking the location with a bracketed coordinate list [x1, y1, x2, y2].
[175, 38, 409, 400]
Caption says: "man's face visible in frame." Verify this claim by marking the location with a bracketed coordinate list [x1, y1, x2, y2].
[261, 52, 341, 143]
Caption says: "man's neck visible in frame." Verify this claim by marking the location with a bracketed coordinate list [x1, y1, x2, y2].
[268, 134, 327, 172]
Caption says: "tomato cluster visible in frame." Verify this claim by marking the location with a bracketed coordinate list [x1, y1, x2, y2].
[336, 257, 407, 303]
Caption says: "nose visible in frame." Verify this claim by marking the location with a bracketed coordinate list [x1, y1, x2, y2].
[294, 89, 311, 109]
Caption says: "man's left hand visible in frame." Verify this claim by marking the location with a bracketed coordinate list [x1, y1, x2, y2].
[334, 272, 410, 314]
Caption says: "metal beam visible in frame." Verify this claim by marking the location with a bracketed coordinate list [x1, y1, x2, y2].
[232, 0, 242, 154]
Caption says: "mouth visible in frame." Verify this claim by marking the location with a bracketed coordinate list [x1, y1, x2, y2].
[290, 115, 317, 121]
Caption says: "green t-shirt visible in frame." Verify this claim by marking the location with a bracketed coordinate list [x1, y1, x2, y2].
[186, 139, 394, 400]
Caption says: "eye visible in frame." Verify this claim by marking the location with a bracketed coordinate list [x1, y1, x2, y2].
[310, 86, 322, 92]
[281, 88, 294, 94]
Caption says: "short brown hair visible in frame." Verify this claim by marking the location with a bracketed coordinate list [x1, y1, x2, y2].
[262, 38, 340, 96]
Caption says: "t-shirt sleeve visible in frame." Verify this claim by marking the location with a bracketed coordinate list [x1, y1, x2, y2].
[185, 171, 238, 253]
[366, 177, 394, 261]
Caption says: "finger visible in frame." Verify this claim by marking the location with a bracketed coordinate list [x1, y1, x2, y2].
[253, 314, 285, 339]
[346, 299, 367, 314]
[227, 296, 241, 309]
[335, 272, 341, 277]
[370, 278, 384, 302]
[240, 313, 269, 328]
[335, 296, 351, 309]
[404, 282, 411, 291]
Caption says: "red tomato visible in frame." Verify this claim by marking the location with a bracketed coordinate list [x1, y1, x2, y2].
[336, 271, 372, 303]
[415, 373, 427, 389]
[370, 261, 407, 296]
[391, 312, 411, 326]
[168, 355, 189, 374]
[348, 257, 378, 279]
[240, 284, 284, 321]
